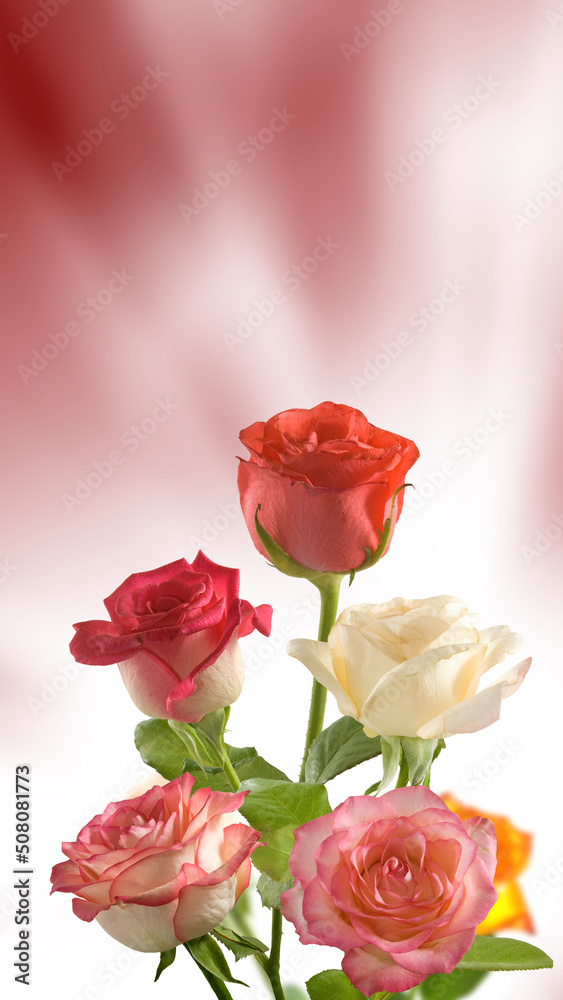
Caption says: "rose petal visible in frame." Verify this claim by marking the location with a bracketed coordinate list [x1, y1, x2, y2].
[362, 645, 487, 738]
[343, 942, 423, 994]
[287, 639, 358, 719]
[173, 877, 237, 943]
[117, 649, 181, 718]
[392, 927, 477, 975]
[73, 897, 112, 922]
[332, 796, 396, 834]
[417, 658, 531, 738]
[463, 816, 497, 880]
[288, 812, 336, 884]
[302, 878, 364, 949]
[96, 898, 181, 952]
[280, 885, 324, 945]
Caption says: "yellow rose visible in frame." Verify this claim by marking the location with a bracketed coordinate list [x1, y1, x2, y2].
[288, 596, 530, 738]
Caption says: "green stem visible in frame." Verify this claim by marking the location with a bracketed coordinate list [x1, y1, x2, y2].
[265, 908, 286, 1000]
[299, 579, 342, 782]
[196, 962, 235, 1000]
[395, 751, 409, 788]
[221, 750, 241, 792]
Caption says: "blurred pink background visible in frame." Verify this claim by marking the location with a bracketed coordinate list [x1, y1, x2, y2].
[1, 1, 562, 997]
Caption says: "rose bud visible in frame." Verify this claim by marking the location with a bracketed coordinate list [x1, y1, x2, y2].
[237, 401, 419, 574]
[70, 553, 272, 722]
[51, 773, 261, 951]
[288, 596, 530, 738]
[281, 786, 497, 995]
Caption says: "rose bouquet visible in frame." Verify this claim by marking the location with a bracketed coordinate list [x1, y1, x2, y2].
[51, 402, 552, 1000]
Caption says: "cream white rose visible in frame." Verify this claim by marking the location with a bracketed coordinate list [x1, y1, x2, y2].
[287, 596, 530, 739]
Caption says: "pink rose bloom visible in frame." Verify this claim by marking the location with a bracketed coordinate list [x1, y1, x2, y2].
[50, 773, 261, 952]
[70, 553, 272, 722]
[281, 787, 497, 995]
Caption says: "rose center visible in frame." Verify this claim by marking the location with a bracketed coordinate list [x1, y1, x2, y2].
[146, 597, 182, 613]
[370, 855, 415, 896]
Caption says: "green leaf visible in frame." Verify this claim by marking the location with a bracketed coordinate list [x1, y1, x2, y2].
[184, 935, 247, 985]
[364, 779, 382, 795]
[235, 753, 289, 784]
[456, 936, 553, 972]
[187, 745, 289, 793]
[285, 988, 310, 1000]
[419, 968, 486, 999]
[306, 969, 369, 999]
[239, 779, 331, 881]
[135, 719, 289, 792]
[135, 718, 188, 780]
[154, 948, 176, 982]
[210, 925, 268, 961]
[305, 717, 382, 784]
[256, 872, 294, 909]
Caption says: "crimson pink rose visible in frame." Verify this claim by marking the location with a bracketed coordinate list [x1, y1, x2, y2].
[237, 401, 419, 573]
[50, 773, 261, 951]
[70, 553, 272, 722]
[281, 786, 497, 995]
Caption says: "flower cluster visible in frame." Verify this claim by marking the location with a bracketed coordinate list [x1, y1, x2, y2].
[51, 402, 545, 999]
